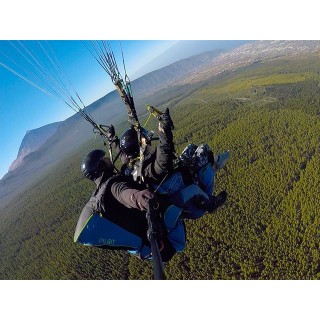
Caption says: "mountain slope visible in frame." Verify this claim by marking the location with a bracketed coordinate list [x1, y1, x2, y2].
[178, 40, 320, 85]
[131, 49, 225, 97]
[8, 122, 61, 172]
[132, 40, 250, 78]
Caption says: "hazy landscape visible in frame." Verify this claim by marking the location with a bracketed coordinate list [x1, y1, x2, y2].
[0, 40, 319, 279]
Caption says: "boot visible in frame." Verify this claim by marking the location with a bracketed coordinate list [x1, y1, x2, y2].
[193, 191, 227, 212]
[208, 191, 227, 212]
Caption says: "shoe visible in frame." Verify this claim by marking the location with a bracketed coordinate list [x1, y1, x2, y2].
[193, 191, 227, 212]
[214, 151, 230, 170]
[207, 191, 227, 212]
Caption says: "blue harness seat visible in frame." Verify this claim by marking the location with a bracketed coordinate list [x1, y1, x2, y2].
[74, 162, 216, 260]
[74, 199, 186, 261]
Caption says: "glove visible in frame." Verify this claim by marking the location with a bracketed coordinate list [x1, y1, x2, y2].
[130, 189, 154, 211]
[106, 125, 115, 142]
[158, 108, 174, 133]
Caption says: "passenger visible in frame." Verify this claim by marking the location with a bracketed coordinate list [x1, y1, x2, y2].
[75, 149, 181, 261]
[106, 108, 175, 186]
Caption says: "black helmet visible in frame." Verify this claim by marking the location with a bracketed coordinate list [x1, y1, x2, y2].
[179, 143, 198, 168]
[193, 143, 211, 168]
[81, 149, 110, 180]
[120, 127, 140, 159]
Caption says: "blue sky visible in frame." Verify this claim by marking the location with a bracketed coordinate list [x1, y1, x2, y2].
[0, 40, 175, 179]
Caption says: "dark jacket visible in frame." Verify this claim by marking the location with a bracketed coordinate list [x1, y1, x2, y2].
[110, 128, 175, 187]
[93, 174, 145, 210]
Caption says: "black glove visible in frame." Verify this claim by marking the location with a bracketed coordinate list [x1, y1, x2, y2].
[130, 189, 154, 211]
[158, 108, 174, 132]
[106, 125, 115, 142]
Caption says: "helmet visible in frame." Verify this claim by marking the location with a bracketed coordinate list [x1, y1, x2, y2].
[81, 149, 107, 180]
[194, 143, 211, 168]
[179, 143, 198, 168]
[120, 127, 140, 159]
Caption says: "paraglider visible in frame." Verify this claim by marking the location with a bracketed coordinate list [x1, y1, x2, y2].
[76, 41, 230, 279]
[0, 40, 230, 280]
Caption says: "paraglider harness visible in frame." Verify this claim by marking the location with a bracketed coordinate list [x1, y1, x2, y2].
[78, 42, 183, 279]
[74, 174, 185, 279]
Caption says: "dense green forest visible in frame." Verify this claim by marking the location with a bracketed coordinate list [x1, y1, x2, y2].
[0, 54, 319, 279]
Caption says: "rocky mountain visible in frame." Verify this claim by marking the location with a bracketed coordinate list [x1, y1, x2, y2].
[8, 122, 61, 172]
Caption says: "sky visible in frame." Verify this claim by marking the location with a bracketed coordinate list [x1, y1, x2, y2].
[0, 40, 176, 179]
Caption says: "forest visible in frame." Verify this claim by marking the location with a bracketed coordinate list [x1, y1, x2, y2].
[0, 53, 319, 279]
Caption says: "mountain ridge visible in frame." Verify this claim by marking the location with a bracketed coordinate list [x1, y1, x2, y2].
[132, 40, 250, 79]
[8, 121, 62, 172]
